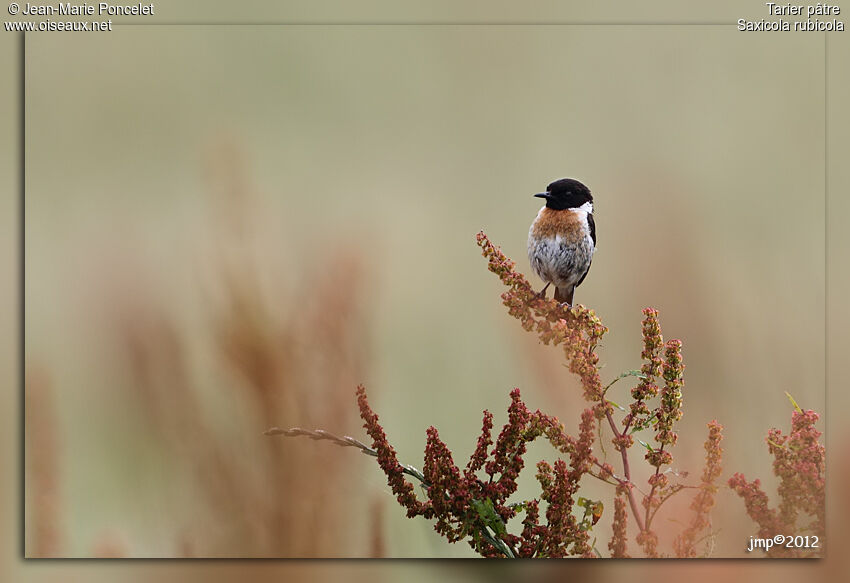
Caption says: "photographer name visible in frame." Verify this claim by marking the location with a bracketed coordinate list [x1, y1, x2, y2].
[21, 3, 154, 16]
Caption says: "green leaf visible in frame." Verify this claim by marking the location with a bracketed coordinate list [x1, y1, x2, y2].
[602, 369, 647, 393]
[629, 421, 649, 434]
[472, 498, 507, 537]
[508, 500, 530, 512]
[577, 497, 604, 530]
[637, 439, 654, 452]
[766, 438, 786, 449]
[785, 391, 803, 413]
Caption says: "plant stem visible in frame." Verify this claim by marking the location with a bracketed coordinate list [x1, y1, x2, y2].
[604, 406, 646, 533]
[644, 444, 666, 529]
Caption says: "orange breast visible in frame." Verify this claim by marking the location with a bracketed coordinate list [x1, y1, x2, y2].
[531, 208, 585, 241]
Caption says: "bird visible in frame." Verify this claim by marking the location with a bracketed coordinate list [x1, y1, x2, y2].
[527, 178, 596, 306]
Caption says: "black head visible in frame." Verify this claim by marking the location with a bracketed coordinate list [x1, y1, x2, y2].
[534, 178, 593, 211]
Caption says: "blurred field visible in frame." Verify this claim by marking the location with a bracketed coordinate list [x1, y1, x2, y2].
[10, 17, 840, 573]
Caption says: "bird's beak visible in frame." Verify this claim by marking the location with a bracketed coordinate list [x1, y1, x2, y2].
[534, 192, 549, 199]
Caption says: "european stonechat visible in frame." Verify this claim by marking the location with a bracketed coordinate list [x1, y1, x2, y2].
[527, 178, 596, 305]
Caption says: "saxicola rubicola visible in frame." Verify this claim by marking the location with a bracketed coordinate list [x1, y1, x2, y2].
[527, 178, 596, 305]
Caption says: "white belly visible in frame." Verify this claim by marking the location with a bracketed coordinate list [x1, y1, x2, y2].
[528, 231, 594, 288]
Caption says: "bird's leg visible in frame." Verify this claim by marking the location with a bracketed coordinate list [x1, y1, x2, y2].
[536, 282, 551, 299]
[554, 286, 574, 307]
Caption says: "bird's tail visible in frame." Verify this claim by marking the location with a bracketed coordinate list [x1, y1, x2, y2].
[554, 286, 574, 305]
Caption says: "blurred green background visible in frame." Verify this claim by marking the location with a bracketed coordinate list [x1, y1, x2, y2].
[4, 1, 849, 580]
